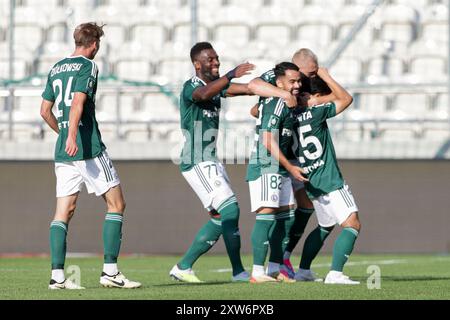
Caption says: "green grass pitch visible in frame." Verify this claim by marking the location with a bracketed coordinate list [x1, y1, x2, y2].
[0, 254, 449, 300]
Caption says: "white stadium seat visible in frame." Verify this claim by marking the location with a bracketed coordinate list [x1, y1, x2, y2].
[115, 59, 154, 82]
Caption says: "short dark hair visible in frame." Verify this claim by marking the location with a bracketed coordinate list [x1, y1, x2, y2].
[190, 42, 214, 62]
[309, 76, 332, 95]
[273, 62, 299, 80]
[73, 22, 105, 47]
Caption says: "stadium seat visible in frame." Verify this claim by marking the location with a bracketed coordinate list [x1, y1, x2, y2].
[223, 96, 259, 122]
[358, 93, 393, 119]
[0, 58, 29, 80]
[409, 56, 447, 80]
[329, 56, 363, 84]
[157, 57, 194, 84]
[374, 4, 420, 44]
[115, 59, 154, 82]
[434, 93, 450, 119]
[129, 22, 168, 51]
[13, 24, 45, 52]
[14, 93, 45, 122]
[171, 22, 209, 48]
[366, 55, 406, 79]
[295, 22, 334, 48]
[254, 23, 292, 47]
[393, 93, 431, 117]
[213, 23, 251, 48]
[141, 93, 180, 122]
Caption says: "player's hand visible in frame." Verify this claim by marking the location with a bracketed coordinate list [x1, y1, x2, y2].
[232, 62, 255, 78]
[288, 165, 309, 182]
[65, 136, 78, 157]
[317, 67, 329, 78]
[284, 92, 298, 107]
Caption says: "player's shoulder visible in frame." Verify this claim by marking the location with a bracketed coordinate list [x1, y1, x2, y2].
[185, 76, 205, 89]
[310, 101, 336, 112]
[260, 69, 276, 83]
[311, 101, 335, 109]
[262, 96, 287, 115]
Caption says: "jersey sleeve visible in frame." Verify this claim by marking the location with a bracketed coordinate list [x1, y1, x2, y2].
[41, 74, 55, 102]
[312, 102, 337, 122]
[261, 98, 286, 131]
[259, 69, 276, 85]
[182, 80, 203, 103]
[74, 61, 97, 96]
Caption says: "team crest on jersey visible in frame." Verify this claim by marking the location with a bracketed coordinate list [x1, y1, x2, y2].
[271, 194, 279, 202]
[269, 115, 279, 127]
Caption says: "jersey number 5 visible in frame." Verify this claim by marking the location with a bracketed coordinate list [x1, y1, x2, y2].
[298, 124, 323, 164]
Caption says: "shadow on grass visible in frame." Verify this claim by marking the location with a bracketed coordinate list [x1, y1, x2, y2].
[154, 281, 233, 287]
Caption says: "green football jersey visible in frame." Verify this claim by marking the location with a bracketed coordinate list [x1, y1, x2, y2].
[246, 96, 295, 181]
[294, 102, 344, 198]
[259, 69, 297, 160]
[179, 76, 229, 172]
[42, 55, 105, 162]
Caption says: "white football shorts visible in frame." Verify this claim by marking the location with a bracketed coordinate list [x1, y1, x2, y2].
[55, 150, 120, 197]
[312, 183, 359, 227]
[249, 173, 294, 213]
[182, 161, 235, 212]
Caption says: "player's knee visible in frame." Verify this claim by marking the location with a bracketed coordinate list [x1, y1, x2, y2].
[342, 212, 361, 231]
[108, 199, 126, 213]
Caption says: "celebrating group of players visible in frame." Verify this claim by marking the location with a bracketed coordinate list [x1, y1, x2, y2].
[172, 42, 362, 285]
[40, 22, 361, 290]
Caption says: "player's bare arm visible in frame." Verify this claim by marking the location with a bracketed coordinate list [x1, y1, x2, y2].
[248, 78, 297, 107]
[192, 62, 254, 101]
[65, 92, 87, 157]
[224, 83, 254, 97]
[40, 99, 59, 134]
[307, 92, 337, 107]
[250, 103, 259, 118]
[317, 67, 353, 115]
[262, 131, 308, 183]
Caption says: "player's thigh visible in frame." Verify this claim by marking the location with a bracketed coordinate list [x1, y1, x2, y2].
[182, 161, 235, 211]
[55, 162, 84, 198]
[294, 187, 314, 209]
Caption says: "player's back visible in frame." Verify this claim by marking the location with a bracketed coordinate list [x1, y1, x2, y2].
[42, 56, 104, 162]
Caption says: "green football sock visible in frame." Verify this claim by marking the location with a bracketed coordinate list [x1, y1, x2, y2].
[299, 226, 332, 270]
[269, 210, 290, 264]
[281, 209, 295, 254]
[218, 197, 245, 276]
[103, 213, 123, 264]
[49, 221, 68, 269]
[251, 213, 275, 266]
[285, 207, 314, 254]
[178, 217, 222, 270]
[331, 227, 359, 272]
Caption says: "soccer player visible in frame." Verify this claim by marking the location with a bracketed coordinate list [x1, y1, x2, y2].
[294, 67, 361, 285]
[169, 42, 255, 283]
[40, 22, 141, 289]
[248, 48, 333, 280]
[246, 62, 308, 283]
